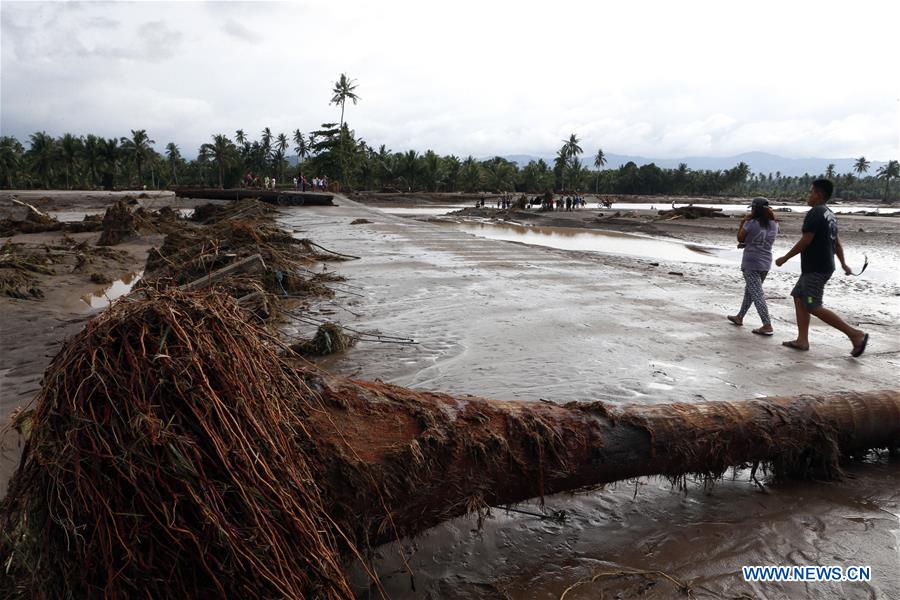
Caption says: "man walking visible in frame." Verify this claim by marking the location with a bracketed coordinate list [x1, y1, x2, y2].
[775, 179, 868, 356]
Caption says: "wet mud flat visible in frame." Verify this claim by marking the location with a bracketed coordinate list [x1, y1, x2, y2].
[282, 197, 899, 600]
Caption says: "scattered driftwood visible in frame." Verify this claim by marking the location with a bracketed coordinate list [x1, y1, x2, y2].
[350, 218, 371, 225]
[0, 200, 61, 235]
[1, 291, 896, 598]
[657, 201, 727, 220]
[10, 199, 51, 221]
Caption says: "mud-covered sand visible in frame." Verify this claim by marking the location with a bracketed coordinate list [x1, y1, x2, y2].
[282, 196, 899, 599]
[1, 191, 898, 598]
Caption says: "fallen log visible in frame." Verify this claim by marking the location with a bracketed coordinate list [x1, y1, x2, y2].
[311, 380, 899, 549]
[10, 199, 52, 221]
[1, 291, 897, 599]
[657, 204, 727, 219]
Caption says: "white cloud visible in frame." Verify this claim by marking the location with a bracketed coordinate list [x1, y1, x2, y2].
[1, 0, 898, 160]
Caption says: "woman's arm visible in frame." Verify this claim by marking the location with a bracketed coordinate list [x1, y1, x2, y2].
[737, 215, 749, 243]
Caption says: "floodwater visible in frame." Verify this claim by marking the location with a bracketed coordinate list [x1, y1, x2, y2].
[603, 202, 900, 216]
[49, 208, 194, 222]
[80, 271, 142, 309]
[380, 205, 470, 216]
[373, 203, 900, 218]
[278, 199, 900, 600]
[434, 220, 899, 287]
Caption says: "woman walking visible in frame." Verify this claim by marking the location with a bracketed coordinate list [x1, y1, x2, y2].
[728, 197, 778, 335]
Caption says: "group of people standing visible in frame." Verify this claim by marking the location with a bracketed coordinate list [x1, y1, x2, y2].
[242, 173, 277, 190]
[242, 172, 329, 192]
[539, 195, 586, 211]
[728, 179, 868, 357]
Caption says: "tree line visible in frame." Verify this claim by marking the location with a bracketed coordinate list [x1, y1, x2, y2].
[1, 73, 897, 200]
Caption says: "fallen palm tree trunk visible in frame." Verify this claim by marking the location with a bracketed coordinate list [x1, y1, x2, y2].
[313, 380, 899, 549]
[1, 291, 897, 599]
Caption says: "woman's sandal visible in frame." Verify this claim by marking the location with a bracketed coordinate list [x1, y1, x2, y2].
[752, 328, 774, 336]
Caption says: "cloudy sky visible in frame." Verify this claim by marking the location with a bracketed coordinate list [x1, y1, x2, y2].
[2, 0, 898, 160]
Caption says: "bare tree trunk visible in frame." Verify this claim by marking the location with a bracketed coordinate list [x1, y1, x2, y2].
[299, 373, 900, 548]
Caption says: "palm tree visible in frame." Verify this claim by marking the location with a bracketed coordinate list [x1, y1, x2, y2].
[562, 133, 583, 160]
[876, 160, 900, 201]
[484, 157, 515, 192]
[26, 131, 57, 188]
[81, 135, 103, 188]
[565, 156, 586, 192]
[292, 129, 308, 165]
[119, 129, 155, 187]
[459, 156, 482, 192]
[825, 163, 836, 180]
[421, 150, 443, 191]
[853, 156, 870, 179]
[399, 150, 419, 191]
[275, 133, 289, 182]
[165, 142, 182, 185]
[330, 73, 360, 130]
[261, 127, 272, 154]
[0, 136, 25, 188]
[201, 134, 238, 189]
[98, 138, 121, 189]
[271, 147, 286, 185]
[59, 133, 82, 189]
[235, 129, 247, 146]
[593, 148, 607, 193]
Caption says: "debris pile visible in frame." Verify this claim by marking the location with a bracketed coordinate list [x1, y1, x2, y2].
[96, 200, 138, 246]
[140, 199, 348, 316]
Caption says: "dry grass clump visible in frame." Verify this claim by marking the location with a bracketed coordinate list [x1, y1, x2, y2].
[291, 322, 357, 356]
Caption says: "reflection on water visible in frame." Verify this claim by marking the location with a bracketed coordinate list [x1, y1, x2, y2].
[441, 220, 742, 265]
[81, 271, 142, 308]
[438, 220, 898, 284]
[606, 202, 900, 215]
[378, 205, 470, 216]
[51, 209, 105, 222]
[50, 208, 194, 222]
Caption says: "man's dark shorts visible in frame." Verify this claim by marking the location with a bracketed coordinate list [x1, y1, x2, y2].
[791, 272, 832, 310]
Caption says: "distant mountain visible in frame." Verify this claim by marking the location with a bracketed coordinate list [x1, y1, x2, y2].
[497, 151, 888, 178]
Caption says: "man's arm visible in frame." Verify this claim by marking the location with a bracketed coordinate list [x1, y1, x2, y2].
[835, 236, 852, 275]
[775, 232, 814, 267]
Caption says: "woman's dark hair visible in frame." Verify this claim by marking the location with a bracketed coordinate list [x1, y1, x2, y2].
[752, 204, 772, 229]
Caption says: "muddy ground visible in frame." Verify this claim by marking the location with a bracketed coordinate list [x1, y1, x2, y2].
[1, 191, 898, 599]
[286, 195, 899, 600]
